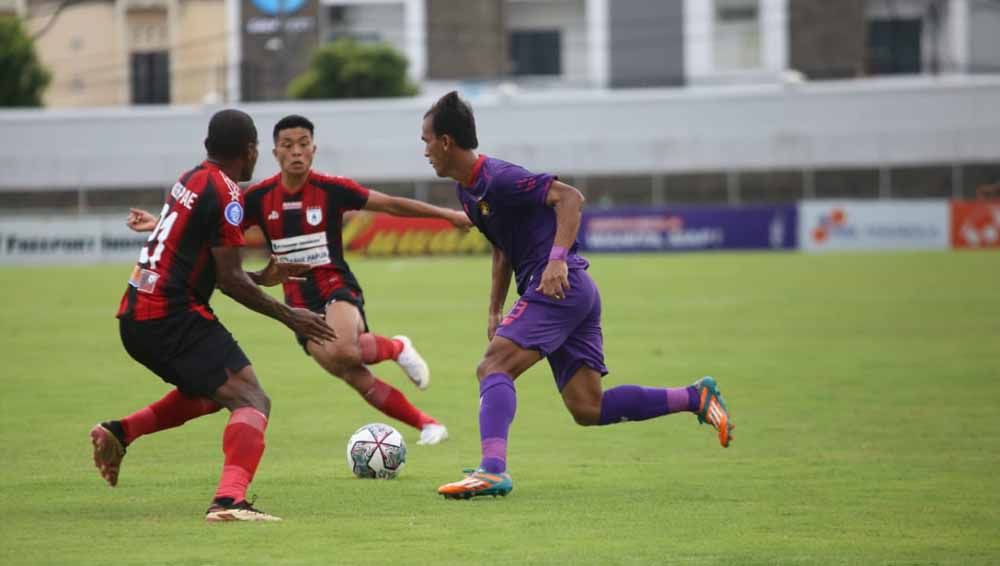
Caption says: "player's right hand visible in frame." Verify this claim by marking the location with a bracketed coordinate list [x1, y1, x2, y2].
[287, 308, 337, 344]
[126, 208, 158, 232]
[448, 210, 473, 231]
[487, 312, 502, 341]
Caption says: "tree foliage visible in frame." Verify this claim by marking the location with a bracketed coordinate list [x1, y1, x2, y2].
[0, 16, 51, 107]
[288, 38, 418, 100]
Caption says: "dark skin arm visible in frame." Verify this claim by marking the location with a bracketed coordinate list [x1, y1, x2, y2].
[487, 246, 514, 341]
[535, 180, 585, 299]
[212, 246, 336, 344]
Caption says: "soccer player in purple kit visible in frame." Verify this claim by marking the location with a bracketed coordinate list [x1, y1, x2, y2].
[422, 92, 735, 499]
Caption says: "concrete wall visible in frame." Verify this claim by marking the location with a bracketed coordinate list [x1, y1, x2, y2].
[26, 0, 229, 107]
[2, 77, 998, 190]
[788, 0, 865, 79]
[426, 0, 506, 78]
[609, 0, 683, 87]
[970, 0, 1000, 73]
[29, 1, 126, 107]
[174, 0, 229, 104]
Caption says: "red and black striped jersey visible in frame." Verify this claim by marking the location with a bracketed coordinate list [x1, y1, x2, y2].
[243, 170, 370, 311]
[117, 161, 246, 321]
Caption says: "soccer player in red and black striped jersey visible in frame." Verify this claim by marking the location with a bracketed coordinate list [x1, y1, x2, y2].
[90, 109, 335, 522]
[243, 115, 471, 445]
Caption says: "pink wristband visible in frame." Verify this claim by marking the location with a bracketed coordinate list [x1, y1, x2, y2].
[549, 246, 568, 261]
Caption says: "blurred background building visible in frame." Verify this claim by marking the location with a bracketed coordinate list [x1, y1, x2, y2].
[1, 0, 999, 213]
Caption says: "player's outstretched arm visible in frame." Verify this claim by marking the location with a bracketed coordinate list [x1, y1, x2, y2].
[536, 181, 585, 300]
[126, 208, 158, 232]
[212, 246, 337, 344]
[487, 246, 513, 341]
[363, 190, 472, 230]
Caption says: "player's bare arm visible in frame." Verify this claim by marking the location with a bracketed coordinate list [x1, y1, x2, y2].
[126, 208, 158, 232]
[212, 246, 337, 344]
[536, 180, 584, 300]
[363, 190, 472, 230]
[488, 246, 513, 341]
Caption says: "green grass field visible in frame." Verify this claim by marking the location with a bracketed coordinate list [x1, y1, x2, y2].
[1, 251, 999, 565]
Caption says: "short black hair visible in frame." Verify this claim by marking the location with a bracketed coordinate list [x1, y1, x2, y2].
[204, 109, 258, 160]
[425, 91, 478, 150]
[273, 114, 315, 142]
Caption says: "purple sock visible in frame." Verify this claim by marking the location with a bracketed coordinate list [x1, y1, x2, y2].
[598, 385, 698, 425]
[479, 373, 516, 474]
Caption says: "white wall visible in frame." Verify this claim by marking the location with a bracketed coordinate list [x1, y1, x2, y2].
[507, 0, 589, 83]
[1, 77, 999, 189]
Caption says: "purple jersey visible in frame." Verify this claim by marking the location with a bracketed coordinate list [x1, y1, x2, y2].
[456, 155, 589, 294]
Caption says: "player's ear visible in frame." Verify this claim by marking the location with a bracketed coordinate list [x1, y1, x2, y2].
[441, 134, 453, 151]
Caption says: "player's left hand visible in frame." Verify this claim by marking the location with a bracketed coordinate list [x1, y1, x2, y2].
[536, 260, 570, 300]
[447, 210, 473, 231]
[126, 208, 158, 232]
[256, 255, 312, 287]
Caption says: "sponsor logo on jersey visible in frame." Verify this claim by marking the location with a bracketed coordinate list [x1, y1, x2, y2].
[276, 246, 331, 266]
[271, 232, 327, 253]
[307, 206, 323, 226]
[272, 232, 330, 266]
[224, 202, 244, 226]
[283, 201, 303, 211]
[267, 210, 280, 221]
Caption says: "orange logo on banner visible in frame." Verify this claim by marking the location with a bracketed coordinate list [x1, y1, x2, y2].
[951, 201, 1000, 249]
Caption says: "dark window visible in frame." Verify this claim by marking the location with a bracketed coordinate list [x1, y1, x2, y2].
[509, 30, 561, 76]
[663, 173, 728, 204]
[131, 51, 170, 104]
[585, 176, 654, 208]
[867, 19, 922, 75]
[963, 163, 1000, 199]
[740, 170, 805, 203]
[889, 165, 953, 198]
[814, 168, 879, 199]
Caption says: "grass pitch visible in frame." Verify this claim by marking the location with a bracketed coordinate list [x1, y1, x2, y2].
[1, 251, 998, 565]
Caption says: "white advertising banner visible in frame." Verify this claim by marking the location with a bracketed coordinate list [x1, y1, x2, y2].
[0, 215, 150, 265]
[799, 200, 949, 252]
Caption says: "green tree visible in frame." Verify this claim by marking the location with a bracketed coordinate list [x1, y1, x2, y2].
[289, 38, 418, 100]
[0, 16, 51, 107]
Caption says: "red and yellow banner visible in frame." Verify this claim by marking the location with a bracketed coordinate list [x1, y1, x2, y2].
[343, 212, 489, 256]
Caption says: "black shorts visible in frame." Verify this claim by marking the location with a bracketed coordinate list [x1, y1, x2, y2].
[295, 287, 369, 353]
[119, 311, 251, 397]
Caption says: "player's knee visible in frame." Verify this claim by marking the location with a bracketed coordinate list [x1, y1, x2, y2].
[566, 399, 601, 426]
[321, 344, 364, 376]
[476, 353, 513, 380]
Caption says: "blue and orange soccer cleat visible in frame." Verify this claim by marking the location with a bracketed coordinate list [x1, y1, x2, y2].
[694, 377, 734, 448]
[437, 468, 513, 499]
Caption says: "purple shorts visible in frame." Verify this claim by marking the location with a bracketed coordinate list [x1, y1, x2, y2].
[496, 269, 609, 391]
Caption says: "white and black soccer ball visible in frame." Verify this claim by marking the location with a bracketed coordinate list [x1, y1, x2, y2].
[346, 423, 406, 479]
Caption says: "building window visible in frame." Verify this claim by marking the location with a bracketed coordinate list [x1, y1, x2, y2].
[867, 19, 922, 75]
[509, 30, 561, 76]
[714, 0, 761, 70]
[131, 51, 170, 104]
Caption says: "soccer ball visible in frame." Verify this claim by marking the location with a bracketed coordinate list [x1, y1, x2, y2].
[346, 423, 406, 479]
